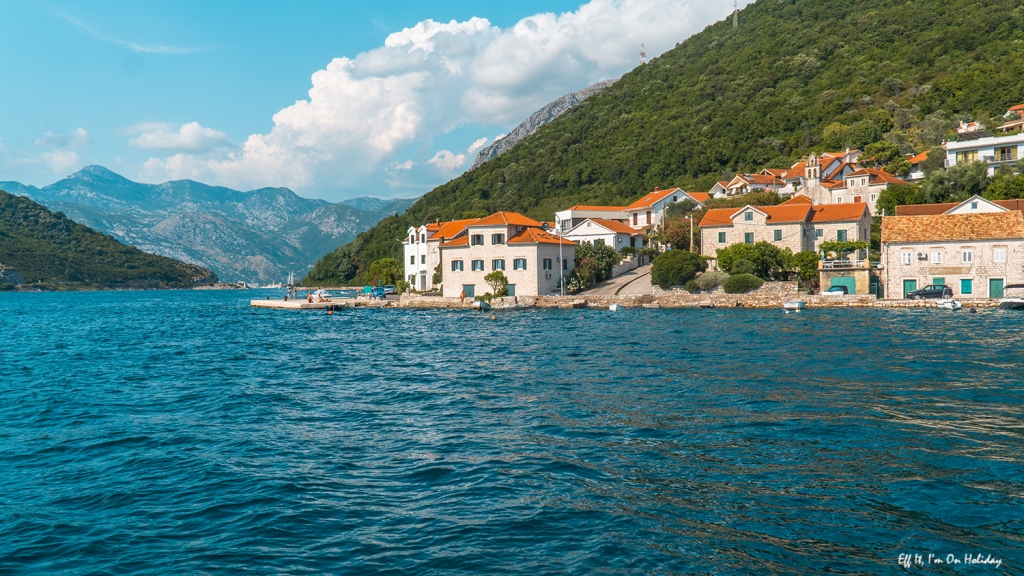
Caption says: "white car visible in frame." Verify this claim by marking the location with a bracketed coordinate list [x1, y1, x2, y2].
[820, 286, 849, 296]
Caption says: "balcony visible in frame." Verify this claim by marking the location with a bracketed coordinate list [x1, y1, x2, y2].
[821, 259, 874, 270]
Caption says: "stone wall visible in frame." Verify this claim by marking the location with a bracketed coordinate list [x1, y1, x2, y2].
[610, 256, 639, 278]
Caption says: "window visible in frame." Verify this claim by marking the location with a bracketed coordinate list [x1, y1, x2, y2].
[994, 248, 1007, 263]
[594, 238, 605, 247]
[563, 259, 568, 270]
[815, 229, 823, 239]
[492, 259, 505, 271]
[931, 251, 943, 265]
[744, 232, 754, 244]
[633, 213, 638, 225]
[471, 234, 484, 246]
[901, 251, 912, 265]
[471, 260, 484, 271]
[933, 277, 945, 286]
[853, 196, 862, 203]
[718, 232, 727, 243]
[961, 278, 973, 295]
[996, 146, 1018, 162]
[773, 229, 782, 242]
[956, 150, 978, 164]
[971, 202, 979, 210]
[962, 250, 973, 264]
[410, 255, 415, 265]
[862, 178, 868, 186]
[420, 234, 426, 243]
[837, 230, 847, 242]
[491, 233, 505, 245]
[513, 258, 527, 270]
[744, 211, 753, 221]
[870, 194, 876, 201]
[409, 235, 414, 243]
[451, 260, 464, 271]
[836, 197, 844, 203]
[543, 258, 553, 270]
[421, 255, 426, 264]
[646, 211, 652, 224]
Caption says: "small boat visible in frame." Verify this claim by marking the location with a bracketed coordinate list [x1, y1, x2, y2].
[938, 298, 962, 310]
[783, 300, 806, 311]
[609, 303, 620, 312]
[998, 284, 1024, 310]
[472, 300, 491, 311]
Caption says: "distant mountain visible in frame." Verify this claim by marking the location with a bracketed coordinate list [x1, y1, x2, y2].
[0, 166, 414, 282]
[470, 79, 617, 169]
[0, 190, 216, 289]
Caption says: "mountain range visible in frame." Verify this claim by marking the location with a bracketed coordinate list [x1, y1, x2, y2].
[306, 0, 1024, 285]
[0, 167, 414, 283]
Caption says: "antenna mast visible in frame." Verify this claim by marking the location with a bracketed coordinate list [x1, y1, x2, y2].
[733, 0, 738, 28]
[639, 42, 647, 65]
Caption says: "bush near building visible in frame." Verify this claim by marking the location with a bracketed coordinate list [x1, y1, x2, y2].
[723, 274, 764, 294]
[651, 250, 706, 289]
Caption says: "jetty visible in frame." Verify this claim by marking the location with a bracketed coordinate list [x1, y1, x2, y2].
[250, 298, 394, 310]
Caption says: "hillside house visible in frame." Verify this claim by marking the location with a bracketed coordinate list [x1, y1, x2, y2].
[563, 218, 644, 250]
[882, 196, 1024, 299]
[944, 132, 1024, 176]
[439, 211, 576, 298]
[554, 205, 628, 234]
[403, 219, 478, 291]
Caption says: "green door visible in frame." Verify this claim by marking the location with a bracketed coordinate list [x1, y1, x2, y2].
[903, 279, 917, 298]
[506, 284, 516, 297]
[462, 284, 475, 298]
[990, 278, 1005, 299]
[831, 276, 857, 294]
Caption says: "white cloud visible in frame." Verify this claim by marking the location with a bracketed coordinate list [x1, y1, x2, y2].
[391, 160, 416, 170]
[128, 122, 232, 151]
[140, 0, 747, 197]
[33, 128, 90, 173]
[467, 137, 490, 154]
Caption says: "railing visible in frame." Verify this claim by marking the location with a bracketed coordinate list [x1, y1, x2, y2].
[821, 259, 869, 269]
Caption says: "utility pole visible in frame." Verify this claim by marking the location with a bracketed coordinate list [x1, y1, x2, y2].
[689, 215, 694, 253]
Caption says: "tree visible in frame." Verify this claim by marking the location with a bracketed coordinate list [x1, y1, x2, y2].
[986, 170, 1024, 199]
[819, 240, 869, 257]
[651, 250, 706, 289]
[367, 257, 403, 286]
[574, 241, 619, 283]
[663, 218, 694, 251]
[876, 184, 928, 216]
[716, 242, 791, 280]
[918, 161, 991, 203]
[432, 263, 442, 286]
[863, 141, 901, 168]
[484, 270, 509, 295]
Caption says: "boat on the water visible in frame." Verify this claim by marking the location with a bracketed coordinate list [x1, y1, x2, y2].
[938, 298, 962, 310]
[472, 300, 491, 311]
[783, 300, 806, 311]
[998, 284, 1024, 310]
[609, 303, 620, 312]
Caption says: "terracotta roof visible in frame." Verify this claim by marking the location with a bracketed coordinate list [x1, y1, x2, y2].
[686, 192, 710, 203]
[845, 168, 910, 185]
[439, 235, 469, 247]
[471, 211, 543, 227]
[508, 227, 577, 245]
[626, 188, 683, 209]
[587, 218, 643, 235]
[699, 208, 738, 227]
[995, 199, 1024, 212]
[760, 204, 811, 223]
[429, 218, 479, 241]
[732, 174, 784, 186]
[811, 203, 869, 223]
[779, 195, 813, 205]
[907, 150, 929, 164]
[762, 168, 787, 177]
[564, 204, 627, 211]
[1008, 104, 1024, 113]
[788, 161, 807, 176]
[883, 211, 1024, 243]
[822, 180, 847, 189]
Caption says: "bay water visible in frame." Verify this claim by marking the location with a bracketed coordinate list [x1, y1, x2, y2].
[1, 290, 1022, 574]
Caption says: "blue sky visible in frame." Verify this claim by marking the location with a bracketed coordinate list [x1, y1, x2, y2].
[0, 1, 747, 200]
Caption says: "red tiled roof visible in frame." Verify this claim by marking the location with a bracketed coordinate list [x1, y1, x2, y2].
[1008, 104, 1024, 113]
[895, 202, 956, 216]
[508, 227, 577, 245]
[587, 218, 643, 235]
[686, 192, 710, 203]
[760, 204, 811, 223]
[882, 212, 1024, 243]
[845, 168, 910, 185]
[439, 235, 469, 247]
[733, 174, 784, 186]
[699, 208, 739, 227]
[810, 203, 869, 223]
[564, 204, 627, 211]
[762, 168, 787, 177]
[626, 188, 682, 209]
[779, 195, 813, 205]
[906, 150, 929, 164]
[471, 211, 543, 227]
[429, 218, 479, 241]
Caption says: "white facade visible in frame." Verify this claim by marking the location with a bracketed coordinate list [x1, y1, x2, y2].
[553, 206, 628, 234]
[563, 219, 642, 250]
[403, 225, 435, 291]
[945, 132, 1024, 176]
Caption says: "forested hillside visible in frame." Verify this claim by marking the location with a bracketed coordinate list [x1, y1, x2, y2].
[0, 191, 216, 289]
[307, 0, 1024, 285]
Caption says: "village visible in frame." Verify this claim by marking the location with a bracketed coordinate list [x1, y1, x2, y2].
[391, 102, 1024, 309]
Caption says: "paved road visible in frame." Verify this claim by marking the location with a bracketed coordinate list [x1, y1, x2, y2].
[580, 264, 653, 296]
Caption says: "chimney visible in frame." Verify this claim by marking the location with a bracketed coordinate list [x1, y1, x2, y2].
[654, 186, 660, 191]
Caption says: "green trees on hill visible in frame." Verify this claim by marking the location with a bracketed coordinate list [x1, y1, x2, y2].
[0, 191, 215, 288]
[309, 0, 1024, 284]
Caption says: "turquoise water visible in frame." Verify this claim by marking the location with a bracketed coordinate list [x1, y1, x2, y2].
[1, 290, 1022, 574]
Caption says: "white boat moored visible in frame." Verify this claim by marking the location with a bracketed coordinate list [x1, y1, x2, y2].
[783, 300, 806, 311]
[998, 284, 1024, 310]
[609, 303, 620, 312]
[938, 298, 962, 310]
[472, 300, 491, 311]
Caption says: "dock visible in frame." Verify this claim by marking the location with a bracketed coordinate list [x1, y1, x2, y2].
[250, 298, 393, 310]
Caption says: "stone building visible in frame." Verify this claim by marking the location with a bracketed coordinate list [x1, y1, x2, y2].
[439, 211, 576, 298]
[882, 196, 1024, 299]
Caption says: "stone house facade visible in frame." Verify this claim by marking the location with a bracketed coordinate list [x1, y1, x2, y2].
[439, 211, 576, 298]
[882, 197, 1024, 299]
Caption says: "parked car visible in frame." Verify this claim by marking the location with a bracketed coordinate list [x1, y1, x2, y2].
[383, 285, 397, 295]
[371, 287, 387, 299]
[906, 284, 953, 300]
[820, 286, 849, 296]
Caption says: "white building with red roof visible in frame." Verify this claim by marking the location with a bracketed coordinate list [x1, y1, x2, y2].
[438, 211, 576, 298]
[403, 219, 478, 291]
[562, 218, 644, 251]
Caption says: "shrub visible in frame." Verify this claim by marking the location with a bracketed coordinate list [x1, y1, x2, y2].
[484, 270, 509, 296]
[684, 279, 699, 293]
[723, 273, 764, 294]
[575, 242, 619, 283]
[651, 250, 707, 289]
[731, 259, 755, 275]
[716, 242, 791, 280]
[695, 270, 729, 291]
[367, 257, 403, 286]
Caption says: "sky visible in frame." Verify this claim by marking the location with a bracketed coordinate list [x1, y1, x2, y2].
[0, 0, 750, 201]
